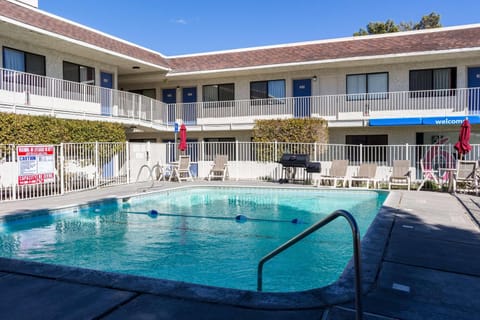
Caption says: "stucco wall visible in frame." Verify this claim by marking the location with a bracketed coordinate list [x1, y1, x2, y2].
[1, 38, 118, 88]
[122, 57, 480, 103]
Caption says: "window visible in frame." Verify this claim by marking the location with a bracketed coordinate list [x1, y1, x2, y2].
[130, 88, 156, 99]
[250, 80, 285, 104]
[346, 134, 388, 163]
[2, 47, 45, 75]
[346, 72, 388, 100]
[63, 61, 95, 85]
[202, 83, 234, 102]
[409, 67, 456, 96]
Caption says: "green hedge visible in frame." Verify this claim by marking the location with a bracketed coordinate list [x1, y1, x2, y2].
[252, 118, 329, 161]
[252, 118, 328, 143]
[0, 114, 126, 144]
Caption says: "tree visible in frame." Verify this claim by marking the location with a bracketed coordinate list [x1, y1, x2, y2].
[354, 12, 441, 36]
[398, 21, 414, 31]
[354, 19, 399, 36]
[414, 12, 442, 30]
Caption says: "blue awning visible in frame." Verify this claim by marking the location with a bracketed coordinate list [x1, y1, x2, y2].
[369, 115, 480, 127]
[369, 117, 422, 126]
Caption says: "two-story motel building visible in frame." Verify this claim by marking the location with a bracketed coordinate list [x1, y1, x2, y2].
[1, 0, 480, 149]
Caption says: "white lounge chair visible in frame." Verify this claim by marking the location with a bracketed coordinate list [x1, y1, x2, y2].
[208, 155, 229, 181]
[318, 160, 348, 188]
[349, 163, 378, 189]
[453, 160, 478, 195]
[169, 155, 193, 182]
[388, 160, 411, 190]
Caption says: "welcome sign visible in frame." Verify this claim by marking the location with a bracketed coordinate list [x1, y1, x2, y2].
[369, 115, 480, 126]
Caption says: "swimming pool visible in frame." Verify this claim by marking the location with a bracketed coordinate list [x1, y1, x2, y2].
[0, 186, 386, 292]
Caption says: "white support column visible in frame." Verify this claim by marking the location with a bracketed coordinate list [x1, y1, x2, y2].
[126, 141, 130, 184]
[12, 145, 17, 201]
[274, 140, 278, 161]
[360, 144, 363, 164]
[60, 143, 65, 194]
[95, 141, 100, 188]
[235, 140, 239, 181]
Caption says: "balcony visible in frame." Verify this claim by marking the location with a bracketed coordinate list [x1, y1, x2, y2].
[1, 67, 479, 131]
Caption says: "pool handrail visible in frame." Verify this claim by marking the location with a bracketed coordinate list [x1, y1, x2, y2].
[257, 209, 363, 320]
[135, 162, 165, 187]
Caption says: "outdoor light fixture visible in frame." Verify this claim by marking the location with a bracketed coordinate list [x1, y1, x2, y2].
[312, 75, 317, 81]
[132, 66, 140, 70]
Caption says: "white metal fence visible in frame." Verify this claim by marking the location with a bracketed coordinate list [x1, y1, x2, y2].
[0, 142, 128, 201]
[1, 141, 478, 202]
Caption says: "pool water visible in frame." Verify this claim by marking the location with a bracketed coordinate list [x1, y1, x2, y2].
[0, 187, 386, 292]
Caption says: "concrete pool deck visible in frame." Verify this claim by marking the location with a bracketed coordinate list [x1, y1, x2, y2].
[0, 181, 479, 319]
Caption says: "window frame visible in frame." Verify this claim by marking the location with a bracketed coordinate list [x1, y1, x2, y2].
[202, 83, 235, 102]
[409, 67, 457, 97]
[250, 79, 286, 105]
[346, 72, 389, 101]
[2, 47, 46, 76]
[63, 61, 95, 85]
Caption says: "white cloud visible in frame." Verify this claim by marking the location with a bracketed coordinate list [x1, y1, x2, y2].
[172, 18, 187, 25]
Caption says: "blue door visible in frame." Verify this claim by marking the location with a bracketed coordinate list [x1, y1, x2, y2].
[100, 72, 113, 115]
[182, 87, 197, 125]
[162, 88, 177, 125]
[293, 79, 311, 118]
[468, 67, 480, 113]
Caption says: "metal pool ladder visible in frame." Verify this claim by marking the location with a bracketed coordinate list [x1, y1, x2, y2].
[257, 209, 363, 320]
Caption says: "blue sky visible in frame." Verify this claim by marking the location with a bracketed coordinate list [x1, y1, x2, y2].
[40, 0, 480, 56]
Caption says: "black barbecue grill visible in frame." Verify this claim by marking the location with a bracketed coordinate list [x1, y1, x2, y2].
[279, 153, 310, 167]
[278, 153, 320, 183]
[305, 161, 321, 173]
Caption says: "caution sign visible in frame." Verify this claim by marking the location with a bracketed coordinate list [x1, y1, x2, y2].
[17, 146, 56, 185]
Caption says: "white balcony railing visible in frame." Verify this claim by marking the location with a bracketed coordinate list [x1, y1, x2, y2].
[1, 67, 479, 129]
[0, 68, 168, 125]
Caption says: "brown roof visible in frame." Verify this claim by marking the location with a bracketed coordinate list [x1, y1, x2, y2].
[0, 0, 170, 69]
[168, 26, 480, 73]
[2, 0, 480, 75]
